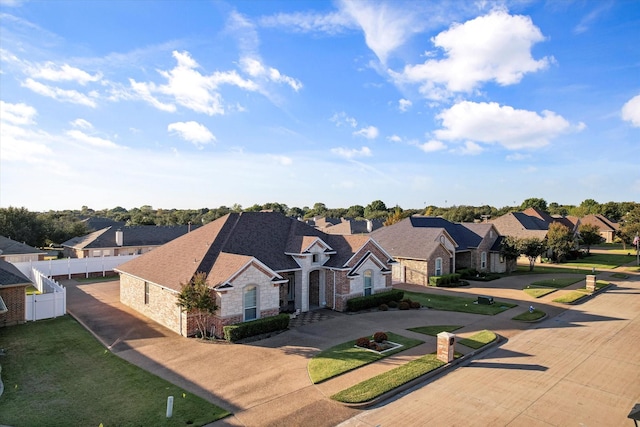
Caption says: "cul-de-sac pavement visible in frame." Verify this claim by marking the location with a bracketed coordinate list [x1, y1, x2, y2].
[65, 264, 640, 427]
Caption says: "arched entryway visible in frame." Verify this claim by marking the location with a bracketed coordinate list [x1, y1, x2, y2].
[309, 270, 320, 309]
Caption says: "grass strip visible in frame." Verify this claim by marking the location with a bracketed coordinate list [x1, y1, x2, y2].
[0, 316, 229, 427]
[407, 325, 462, 336]
[456, 330, 497, 349]
[523, 287, 557, 298]
[404, 291, 517, 315]
[553, 291, 587, 304]
[529, 277, 582, 289]
[331, 354, 447, 403]
[611, 273, 628, 279]
[308, 332, 423, 384]
[562, 253, 635, 269]
[514, 265, 592, 275]
[512, 309, 546, 321]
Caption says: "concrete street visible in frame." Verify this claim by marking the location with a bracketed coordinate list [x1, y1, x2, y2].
[64, 265, 640, 426]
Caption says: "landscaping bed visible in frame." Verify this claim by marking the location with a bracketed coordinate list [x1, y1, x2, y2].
[403, 291, 517, 315]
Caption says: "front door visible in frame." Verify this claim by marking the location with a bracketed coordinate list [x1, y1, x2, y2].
[309, 270, 320, 308]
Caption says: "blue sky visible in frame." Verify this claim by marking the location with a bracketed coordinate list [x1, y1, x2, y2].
[1, 0, 639, 212]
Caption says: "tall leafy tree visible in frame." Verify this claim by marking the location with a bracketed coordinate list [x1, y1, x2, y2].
[519, 237, 547, 271]
[578, 224, 602, 255]
[546, 222, 575, 262]
[499, 236, 521, 273]
[176, 272, 218, 338]
[364, 200, 388, 219]
[384, 206, 404, 226]
[520, 198, 548, 212]
[618, 204, 640, 250]
[0, 207, 45, 247]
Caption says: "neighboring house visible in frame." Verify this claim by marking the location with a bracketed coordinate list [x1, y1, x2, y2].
[115, 212, 394, 337]
[371, 216, 505, 286]
[492, 207, 580, 240]
[0, 258, 30, 327]
[580, 214, 619, 243]
[62, 225, 196, 258]
[0, 235, 47, 263]
[310, 217, 383, 235]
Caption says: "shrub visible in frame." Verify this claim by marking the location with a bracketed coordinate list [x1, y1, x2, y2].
[429, 273, 462, 287]
[355, 337, 371, 348]
[457, 268, 478, 279]
[373, 331, 388, 343]
[346, 289, 405, 312]
[398, 301, 410, 310]
[378, 303, 389, 311]
[410, 301, 421, 309]
[223, 314, 290, 342]
[388, 300, 398, 308]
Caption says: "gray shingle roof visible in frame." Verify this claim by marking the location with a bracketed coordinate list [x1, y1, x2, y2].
[0, 259, 31, 286]
[0, 236, 46, 256]
[371, 217, 446, 260]
[62, 225, 196, 250]
[116, 212, 375, 291]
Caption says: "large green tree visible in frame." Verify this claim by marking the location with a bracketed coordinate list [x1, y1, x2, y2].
[578, 224, 602, 255]
[0, 207, 46, 247]
[520, 198, 548, 212]
[499, 236, 521, 273]
[618, 204, 640, 250]
[546, 222, 575, 262]
[519, 237, 547, 271]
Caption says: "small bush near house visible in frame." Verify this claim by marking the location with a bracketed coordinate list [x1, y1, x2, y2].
[410, 301, 421, 309]
[346, 289, 404, 312]
[356, 337, 372, 348]
[378, 303, 389, 311]
[373, 331, 388, 343]
[398, 301, 410, 310]
[428, 273, 462, 287]
[223, 314, 290, 342]
[388, 300, 398, 308]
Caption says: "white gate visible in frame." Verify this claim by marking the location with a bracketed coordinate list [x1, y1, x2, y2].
[25, 269, 66, 321]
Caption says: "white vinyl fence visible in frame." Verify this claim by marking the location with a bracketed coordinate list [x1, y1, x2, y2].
[13, 255, 138, 322]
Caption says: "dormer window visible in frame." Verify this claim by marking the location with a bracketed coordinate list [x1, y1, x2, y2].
[312, 253, 319, 263]
[440, 235, 445, 244]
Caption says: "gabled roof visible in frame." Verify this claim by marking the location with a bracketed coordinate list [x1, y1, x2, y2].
[0, 236, 46, 257]
[409, 217, 489, 251]
[312, 217, 383, 235]
[580, 214, 619, 231]
[371, 217, 453, 260]
[490, 212, 549, 239]
[116, 212, 380, 291]
[0, 259, 31, 287]
[62, 225, 194, 250]
[81, 217, 126, 231]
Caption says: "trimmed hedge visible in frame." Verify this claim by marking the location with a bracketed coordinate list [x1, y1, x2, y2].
[223, 313, 290, 342]
[428, 273, 461, 287]
[346, 289, 404, 312]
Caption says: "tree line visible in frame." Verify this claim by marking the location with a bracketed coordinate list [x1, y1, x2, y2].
[1, 198, 638, 249]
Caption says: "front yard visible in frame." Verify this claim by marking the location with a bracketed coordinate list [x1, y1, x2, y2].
[0, 316, 229, 427]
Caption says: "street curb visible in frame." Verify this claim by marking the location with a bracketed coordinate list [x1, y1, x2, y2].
[564, 283, 614, 305]
[337, 334, 505, 408]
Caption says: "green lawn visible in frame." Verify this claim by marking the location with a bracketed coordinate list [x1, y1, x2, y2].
[529, 277, 582, 289]
[515, 265, 592, 274]
[512, 308, 546, 321]
[0, 316, 229, 427]
[407, 325, 462, 336]
[404, 291, 517, 315]
[552, 291, 588, 304]
[562, 253, 635, 269]
[308, 332, 423, 384]
[523, 287, 557, 298]
[331, 354, 448, 404]
[456, 330, 497, 349]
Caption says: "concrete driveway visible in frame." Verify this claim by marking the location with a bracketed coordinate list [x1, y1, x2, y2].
[63, 268, 640, 426]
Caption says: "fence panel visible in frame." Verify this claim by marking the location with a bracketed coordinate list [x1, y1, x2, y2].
[13, 255, 138, 280]
[25, 290, 65, 321]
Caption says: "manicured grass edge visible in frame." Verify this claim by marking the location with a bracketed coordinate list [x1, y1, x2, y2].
[332, 332, 502, 407]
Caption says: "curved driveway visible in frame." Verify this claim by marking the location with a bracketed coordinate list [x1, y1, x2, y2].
[64, 268, 640, 426]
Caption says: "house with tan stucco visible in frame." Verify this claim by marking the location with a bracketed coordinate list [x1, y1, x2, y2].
[115, 212, 394, 337]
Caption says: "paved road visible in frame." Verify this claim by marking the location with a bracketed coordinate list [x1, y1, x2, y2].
[64, 268, 640, 426]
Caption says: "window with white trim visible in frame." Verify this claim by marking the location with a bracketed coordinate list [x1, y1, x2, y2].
[363, 270, 373, 296]
[435, 258, 442, 276]
[481, 252, 487, 269]
[244, 286, 257, 321]
[144, 282, 150, 305]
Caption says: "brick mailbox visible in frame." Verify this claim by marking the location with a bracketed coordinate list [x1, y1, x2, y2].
[437, 332, 456, 363]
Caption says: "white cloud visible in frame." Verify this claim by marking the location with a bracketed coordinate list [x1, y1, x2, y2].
[394, 10, 550, 100]
[573, 3, 612, 34]
[168, 121, 216, 147]
[22, 78, 97, 107]
[240, 57, 302, 92]
[330, 112, 358, 128]
[259, 10, 354, 34]
[454, 141, 483, 155]
[0, 100, 36, 125]
[353, 125, 379, 139]
[70, 118, 93, 129]
[506, 153, 531, 161]
[434, 101, 576, 150]
[129, 50, 258, 115]
[387, 134, 402, 143]
[621, 94, 640, 127]
[418, 139, 446, 153]
[28, 62, 102, 85]
[270, 155, 293, 166]
[339, 0, 427, 64]
[331, 146, 372, 159]
[398, 98, 412, 112]
[66, 129, 120, 148]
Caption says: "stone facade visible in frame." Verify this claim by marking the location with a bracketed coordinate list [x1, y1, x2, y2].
[0, 284, 27, 327]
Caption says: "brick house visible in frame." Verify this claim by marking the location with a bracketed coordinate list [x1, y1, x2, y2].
[579, 214, 619, 243]
[62, 224, 196, 258]
[115, 212, 393, 337]
[372, 216, 505, 286]
[0, 259, 30, 327]
[0, 235, 46, 263]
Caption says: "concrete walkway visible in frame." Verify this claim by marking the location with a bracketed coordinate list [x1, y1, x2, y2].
[63, 265, 640, 426]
